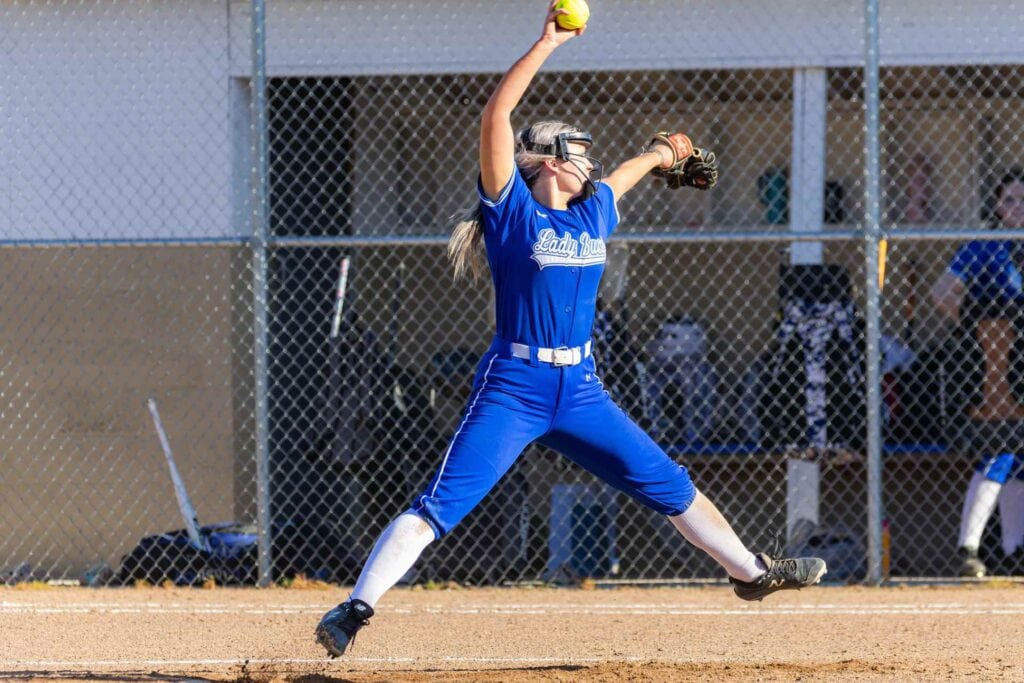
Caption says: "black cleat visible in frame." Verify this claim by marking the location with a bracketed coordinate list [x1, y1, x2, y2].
[956, 547, 987, 578]
[730, 552, 827, 601]
[315, 599, 374, 657]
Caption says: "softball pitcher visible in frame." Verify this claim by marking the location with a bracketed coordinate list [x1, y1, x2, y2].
[316, 2, 826, 657]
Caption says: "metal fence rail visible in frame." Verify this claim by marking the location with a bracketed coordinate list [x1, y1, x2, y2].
[3, 1, 1023, 587]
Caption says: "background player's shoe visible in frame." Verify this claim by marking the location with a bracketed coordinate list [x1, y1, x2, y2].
[730, 552, 827, 601]
[956, 547, 987, 578]
[315, 599, 374, 657]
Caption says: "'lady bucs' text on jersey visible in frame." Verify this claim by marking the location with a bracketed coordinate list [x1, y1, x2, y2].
[478, 169, 619, 348]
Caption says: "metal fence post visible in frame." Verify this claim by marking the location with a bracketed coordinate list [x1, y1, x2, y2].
[862, 0, 884, 585]
[250, 0, 273, 587]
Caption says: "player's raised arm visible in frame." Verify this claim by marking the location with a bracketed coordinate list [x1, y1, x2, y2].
[479, 2, 584, 201]
[604, 150, 669, 199]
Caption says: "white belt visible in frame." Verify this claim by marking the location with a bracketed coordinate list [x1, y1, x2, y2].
[509, 340, 592, 367]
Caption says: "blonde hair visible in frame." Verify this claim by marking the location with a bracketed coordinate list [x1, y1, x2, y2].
[447, 121, 580, 280]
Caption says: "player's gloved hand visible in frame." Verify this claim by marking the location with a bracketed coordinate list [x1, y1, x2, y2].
[644, 132, 720, 191]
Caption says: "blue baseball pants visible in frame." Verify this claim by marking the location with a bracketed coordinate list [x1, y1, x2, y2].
[411, 337, 697, 538]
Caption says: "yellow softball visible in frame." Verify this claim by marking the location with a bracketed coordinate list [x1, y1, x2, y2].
[554, 0, 590, 30]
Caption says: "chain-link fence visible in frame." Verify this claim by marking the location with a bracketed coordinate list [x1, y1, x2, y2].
[3, 1, 1023, 587]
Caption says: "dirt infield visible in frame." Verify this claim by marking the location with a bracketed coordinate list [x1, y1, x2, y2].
[3, 583, 1024, 681]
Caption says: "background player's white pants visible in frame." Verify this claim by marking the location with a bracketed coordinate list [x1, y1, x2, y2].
[958, 473, 1002, 552]
[958, 474, 1024, 555]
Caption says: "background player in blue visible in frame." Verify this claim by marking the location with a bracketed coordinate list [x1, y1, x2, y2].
[316, 2, 826, 657]
[931, 167, 1024, 577]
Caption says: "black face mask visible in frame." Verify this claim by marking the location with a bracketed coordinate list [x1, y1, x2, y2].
[564, 153, 604, 202]
[519, 126, 603, 201]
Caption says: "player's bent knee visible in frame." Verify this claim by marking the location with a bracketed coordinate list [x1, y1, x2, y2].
[404, 506, 445, 541]
[387, 511, 440, 547]
[662, 481, 697, 516]
[675, 484, 698, 515]
[630, 468, 696, 517]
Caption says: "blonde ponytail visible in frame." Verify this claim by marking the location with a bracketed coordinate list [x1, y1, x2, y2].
[447, 205, 485, 281]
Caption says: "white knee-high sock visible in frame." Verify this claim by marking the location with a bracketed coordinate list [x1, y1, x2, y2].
[958, 472, 1002, 551]
[998, 479, 1024, 556]
[351, 512, 435, 608]
[669, 490, 766, 582]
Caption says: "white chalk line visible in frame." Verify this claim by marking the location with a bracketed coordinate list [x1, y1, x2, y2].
[3, 602, 1024, 617]
[8, 600, 1024, 609]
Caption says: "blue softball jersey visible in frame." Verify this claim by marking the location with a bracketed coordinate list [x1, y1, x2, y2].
[479, 168, 619, 348]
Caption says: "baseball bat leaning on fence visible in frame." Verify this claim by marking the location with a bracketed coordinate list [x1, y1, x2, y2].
[147, 397, 210, 553]
[330, 254, 352, 341]
[326, 253, 354, 465]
